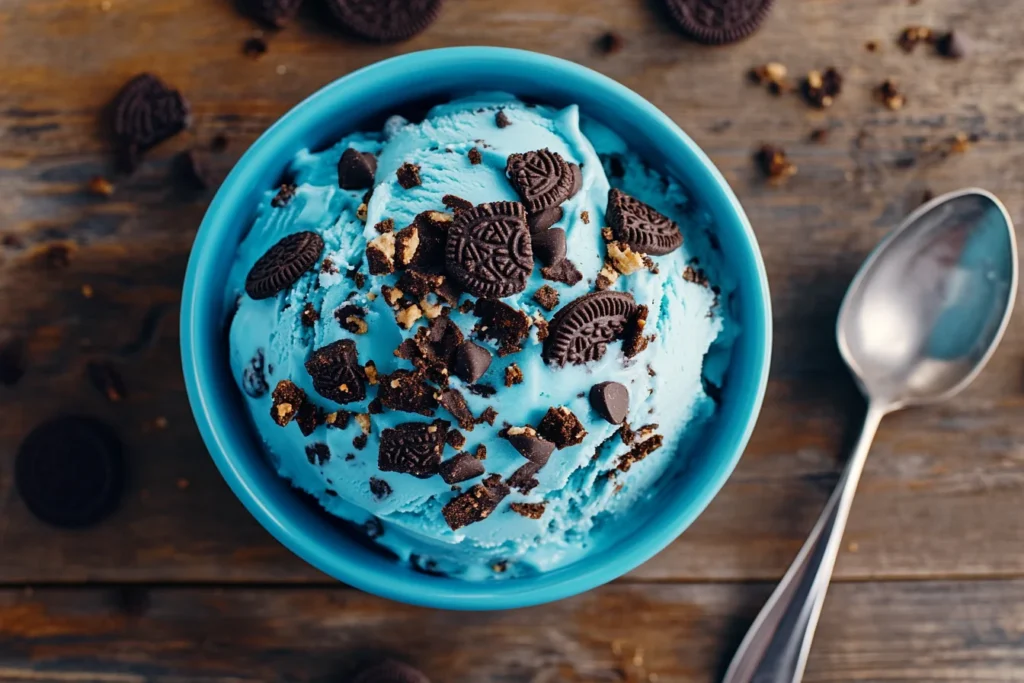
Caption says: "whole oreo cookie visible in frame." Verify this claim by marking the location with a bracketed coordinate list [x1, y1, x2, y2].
[543, 291, 638, 366]
[606, 189, 683, 256]
[111, 73, 190, 172]
[506, 149, 574, 213]
[325, 0, 443, 43]
[352, 660, 431, 683]
[15, 416, 125, 528]
[663, 0, 775, 45]
[245, 231, 324, 299]
[445, 201, 533, 299]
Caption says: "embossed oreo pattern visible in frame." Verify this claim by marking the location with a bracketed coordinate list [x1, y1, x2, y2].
[606, 189, 683, 256]
[506, 149, 574, 213]
[543, 291, 638, 366]
[378, 420, 449, 478]
[245, 231, 324, 299]
[445, 202, 533, 298]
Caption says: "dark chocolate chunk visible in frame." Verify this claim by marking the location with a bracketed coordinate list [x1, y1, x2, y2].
[378, 419, 449, 478]
[532, 285, 559, 311]
[622, 304, 651, 358]
[439, 452, 485, 484]
[305, 442, 331, 465]
[443, 473, 509, 530]
[537, 406, 587, 449]
[531, 227, 567, 267]
[295, 401, 322, 436]
[0, 336, 26, 386]
[240, 0, 303, 27]
[505, 428, 555, 465]
[338, 148, 377, 189]
[87, 360, 126, 402]
[377, 370, 438, 416]
[396, 162, 422, 189]
[353, 433, 368, 450]
[663, 0, 774, 45]
[442, 194, 474, 213]
[453, 340, 492, 383]
[495, 109, 511, 128]
[507, 462, 541, 494]
[473, 298, 531, 356]
[607, 188, 682, 256]
[543, 291, 637, 366]
[300, 302, 319, 327]
[15, 416, 125, 528]
[110, 73, 190, 172]
[245, 231, 324, 299]
[504, 363, 523, 387]
[591, 381, 629, 424]
[407, 210, 453, 271]
[270, 380, 306, 426]
[505, 149, 574, 212]
[541, 258, 583, 286]
[467, 147, 482, 165]
[568, 163, 582, 197]
[369, 477, 392, 500]
[241, 349, 269, 398]
[438, 388, 475, 431]
[510, 502, 546, 519]
[527, 205, 563, 233]
[324, 0, 442, 43]
[305, 339, 367, 404]
[445, 201, 533, 299]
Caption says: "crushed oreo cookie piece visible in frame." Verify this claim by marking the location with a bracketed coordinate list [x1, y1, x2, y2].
[532, 285, 559, 311]
[367, 232, 396, 275]
[663, 0, 774, 44]
[537, 406, 587, 449]
[305, 339, 366, 404]
[305, 442, 331, 465]
[353, 433, 368, 450]
[438, 388, 476, 431]
[495, 110, 511, 128]
[443, 473, 510, 530]
[590, 381, 629, 424]
[325, 0, 442, 43]
[334, 304, 368, 335]
[504, 426, 555, 465]
[754, 144, 797, 182]
[607, 189, 682, 256]
[504, 363, 523, 387]
[270, 380, 305, 427]
[466, 383, 497, 398]
[397, 269, 444, 298]
[622, 304, 651, 358]
[295, 402, 323, 436]
[374, 218, 395, 234]
[442, 194, 474, 214]
[439, 452, 485, 484]
[541, 257, 583, 286]
[301, 303, 319, 327]
[245, 231, 324, 300]
[473, 298, 531, 356]
[467, 147, 482, 165]
[271, 183, 297, 208]
[396, 162, 421, 189]
[510, 502, 546, 519]
[369, 477, 392, 500]
[507, 462, 541, 494]
[476, 406, 497, 426]
[618, 434, 664, 472]
[544, 291, 637, 366]
[445, 202, 532, 298]
[378, 419, 449, 478]
[506, 149, 574, 213]
[111, 73, 190, 172]
[378, 370, 438, 415]
[446, 429, 466, 450]
[324, 410, 351, 429]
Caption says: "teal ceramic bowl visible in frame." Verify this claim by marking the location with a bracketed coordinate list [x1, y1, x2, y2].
[181, 47, 771, 610]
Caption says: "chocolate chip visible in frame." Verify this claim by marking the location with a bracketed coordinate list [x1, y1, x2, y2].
[305, 442, 331, 465]
[531, 227, 567, 267]
[467, 147, 482, 165]
[506, 149, 574, 213]
[15, 416, 125, 528]
[453, 340, 492, 383]
[300, 303, 319, 327]
[396, 162, 421, 189]
[526, 205, 563, 233]
[936, 30, 968, 59]
[442, 194, 474, 213]
[242, 349, 269, 397]
[505, 427, 555, 465]
[270, 380, 306, 427]
[304, 339, 367, 404]
[296, 402, 323, 436]
[504, 363, 523, 387]
[507, 462, 541, 494]
[541, 258, 583, 286]
[590, 381, 629, 424]
[439, 452, 485, 484]
[537, 406, 587, 449]
[438, 388, 475, 431]
[607, 189, 682, 256]
[87, 360, 126, 402]
[663, 0, 774, 45]
[110, 73, 189, 172]
[377, 370, 438, 416]
[245, 231, 324, 299]
[495, 110, 511, 128]
[473, 299, 531, 356]
[379, 419, 448, 478]
[445, 202, 532, 299]
[544, 291, 637, 366]
[324, 0, 442, 43]
[622, 304, 651, 358]
[443, 473, 510, 530]
[532, 285, 559, 311]
[241, 0, 303, 28]
[510, 502, 546, 519]
[338, 148, 378, 189]
[369, 477, 392, 500]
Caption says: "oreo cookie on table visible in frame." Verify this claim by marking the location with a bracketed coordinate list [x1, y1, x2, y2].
[606, 189, 683, 256]
[445, 201, 533, 299]
[245, 231, 324, 299]
[15, 416, 125, 528]
[663, 0, 775, 45]
[110, 73, 190, 172]
[543, 291, 638, 366]
[325, 0, 443, 43]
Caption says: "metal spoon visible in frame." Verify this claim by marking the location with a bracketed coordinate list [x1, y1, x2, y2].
[723, 188, 1018, 683]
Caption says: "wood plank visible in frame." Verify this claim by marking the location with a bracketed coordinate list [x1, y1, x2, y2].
[3, 0, 1024, 583]
[2, 581, 1024, 682]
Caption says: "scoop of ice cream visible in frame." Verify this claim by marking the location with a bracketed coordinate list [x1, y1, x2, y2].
[226, 93, 736, 580]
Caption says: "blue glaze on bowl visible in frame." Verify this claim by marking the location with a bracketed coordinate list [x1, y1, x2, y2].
[181, 47, 771, 610]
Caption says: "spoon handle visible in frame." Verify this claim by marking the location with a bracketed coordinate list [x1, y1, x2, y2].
[722, 404, 887, 683]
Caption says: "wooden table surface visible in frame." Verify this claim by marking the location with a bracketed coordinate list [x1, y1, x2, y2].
[3, 0, 1024, 680]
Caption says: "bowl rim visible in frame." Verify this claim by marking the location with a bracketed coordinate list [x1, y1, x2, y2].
[181, 46, 772, 610]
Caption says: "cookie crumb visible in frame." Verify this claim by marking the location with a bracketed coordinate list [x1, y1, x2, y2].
[510, 502, 546, 519]
[801, 68, 842, 109]
[754, 144, 797, 183]
[532, 285, 559, 311]
[467, 147, 482, 165]
[875, 78, 906, 110]
[495, 110, 512, 128]
[581, 210, 590, 224]
[898, 25, 933, 53]
[87, 175, 115, 197]
[809, 128, 829, 144]
[397, 162, 421, 189]
[596, 31, 624, 54]
[242, 36, 268, 58]
[504, 363, 523, 387]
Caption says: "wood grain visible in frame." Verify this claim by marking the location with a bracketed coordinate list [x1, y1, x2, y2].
[3, 581, 1024, 682]
[2, 0, 1024, 586]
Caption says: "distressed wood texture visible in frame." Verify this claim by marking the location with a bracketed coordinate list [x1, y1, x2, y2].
[3, 0, 1024, 587]
[3, 581, 1024, 683]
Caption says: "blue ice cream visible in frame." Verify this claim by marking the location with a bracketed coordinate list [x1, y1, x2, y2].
[226, 93, 737, 580]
